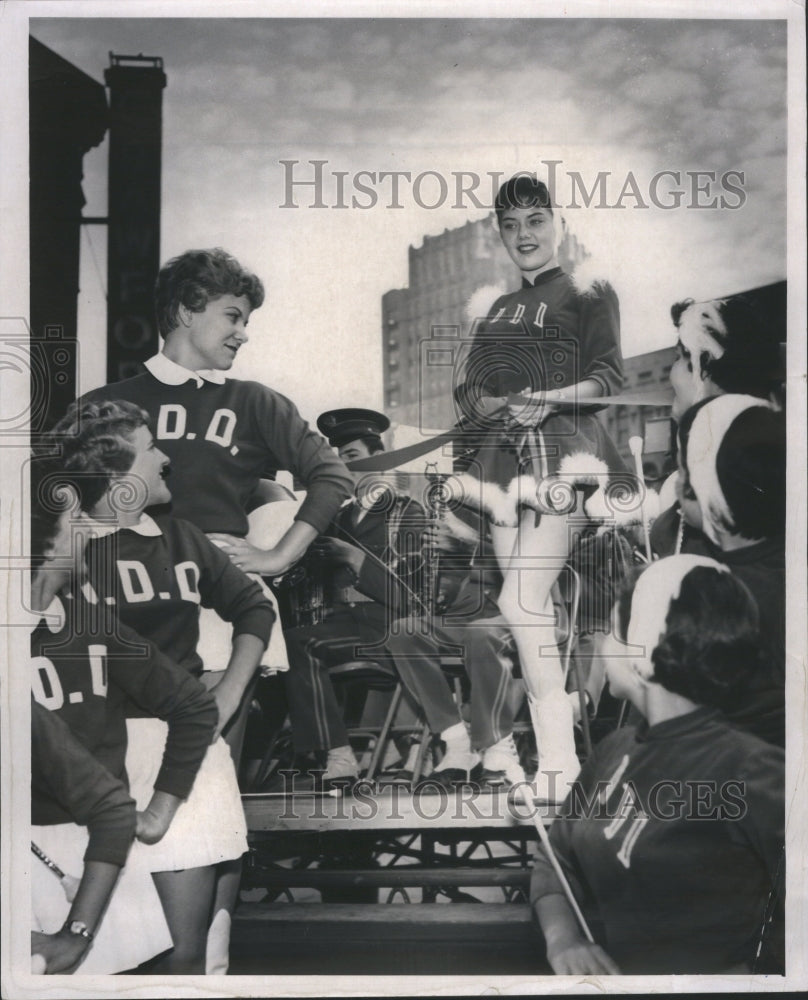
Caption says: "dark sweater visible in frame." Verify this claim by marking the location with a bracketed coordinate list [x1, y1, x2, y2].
[31, 593, 217, 817]
[32, 698, 137, 866]
[531, 708, 784, 974]
[83, 374, 353, 536]
[84, 514, 275, 678]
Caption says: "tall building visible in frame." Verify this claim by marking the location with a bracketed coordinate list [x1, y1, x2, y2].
[382, 215, 516, 431]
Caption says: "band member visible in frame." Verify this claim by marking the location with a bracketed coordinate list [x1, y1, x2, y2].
[30, 462, 217, 973]
[454, 173, 627, 799]
[275, 408, 427, 787]
[675, 395, 785, 746]
[385, 508, 525, 790]
[653, 293, 784, 557]
[530, 556, 784, 975]
[45, 398, 275, 972]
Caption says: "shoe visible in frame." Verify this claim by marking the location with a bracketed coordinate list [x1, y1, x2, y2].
[382, 738, 433, 785]
[415, 762, 482, 792]
[479, 733, 525, 789]
[321, 745, 359, 790]
[415, 746, 481, 791]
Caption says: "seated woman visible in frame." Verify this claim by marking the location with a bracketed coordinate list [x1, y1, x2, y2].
[654, 294, 784, 556]
[30, 467, 216, 973]
[675, 394, 785, 746]
[530, 555, 784, 975]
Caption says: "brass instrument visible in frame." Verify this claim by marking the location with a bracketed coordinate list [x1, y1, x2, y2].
[270, 549, 332, 629]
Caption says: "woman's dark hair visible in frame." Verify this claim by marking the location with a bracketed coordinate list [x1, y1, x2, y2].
[670, 295, 783, 400]
[44, 399, 151, 513]
[155, 248, 265, 337]
[715, 406, 785, 540]
[677, 398, 785, 541]
[616, 564, 762, 711]
[494, 174, 554, 224]
[30, 453, 77, 565]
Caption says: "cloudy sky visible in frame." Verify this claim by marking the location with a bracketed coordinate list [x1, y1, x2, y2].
[19, 8, 789, 425]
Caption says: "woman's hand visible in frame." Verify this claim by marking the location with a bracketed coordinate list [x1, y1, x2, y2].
[31, 929, 89, 974]
[207, 677, 242, 741]
[507, 391, 555, 428]
[208, 534, 289, 576]
[135, 807, 172, 845]
[135, 791, 183, 845]
[548, 941, 622, 976]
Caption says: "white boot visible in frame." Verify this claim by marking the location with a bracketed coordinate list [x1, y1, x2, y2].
[481, 732, 525, 787]
[205, 907, 231, 975]
[527, 690, 581, 803]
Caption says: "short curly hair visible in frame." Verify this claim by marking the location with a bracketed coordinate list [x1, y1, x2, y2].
[155, 248, 265, 337]
[616, 564, 762, 711]
[43, 399, 151, 514]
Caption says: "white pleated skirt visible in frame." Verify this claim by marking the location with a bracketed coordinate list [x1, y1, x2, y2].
[125, 718, 248, 872]
[31, 822, 172, 974]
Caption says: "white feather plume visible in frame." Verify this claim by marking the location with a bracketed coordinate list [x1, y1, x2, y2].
[465, 283, 508, 324]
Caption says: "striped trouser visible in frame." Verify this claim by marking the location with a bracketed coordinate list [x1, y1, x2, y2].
[386, 615, 516, 751]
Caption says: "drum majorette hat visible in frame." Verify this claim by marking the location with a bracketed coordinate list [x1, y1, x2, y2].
[317, 408, 391, 448]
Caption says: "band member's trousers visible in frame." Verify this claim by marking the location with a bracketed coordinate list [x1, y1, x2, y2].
[386, 614, 517, 751]
[283, 603, 391, 754]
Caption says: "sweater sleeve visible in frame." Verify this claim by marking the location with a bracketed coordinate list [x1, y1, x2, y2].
[253, 386, 354, 533]
[32, 699, 136, 866]
[106, 617, 218, 799]
[577, 281, 623, 397]
[182, 519, 275, 647]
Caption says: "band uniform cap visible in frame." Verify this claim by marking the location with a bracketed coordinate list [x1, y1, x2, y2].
[317, 408, 391, 448]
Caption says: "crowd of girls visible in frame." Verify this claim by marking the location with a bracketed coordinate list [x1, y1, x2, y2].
[28, 172, 786, 976]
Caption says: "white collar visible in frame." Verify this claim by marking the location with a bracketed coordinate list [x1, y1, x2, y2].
[42, 596, 66, 634]
[145, 352, 226, 387]
[83, 512, 163, 539]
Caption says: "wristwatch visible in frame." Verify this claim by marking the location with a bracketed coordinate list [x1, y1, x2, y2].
[63, 919, 94, 942]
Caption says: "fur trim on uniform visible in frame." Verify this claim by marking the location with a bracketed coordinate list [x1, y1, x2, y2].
[453, 453, 646, 526]
[465, 283, 508, 324]
[566, 259, 613, 296]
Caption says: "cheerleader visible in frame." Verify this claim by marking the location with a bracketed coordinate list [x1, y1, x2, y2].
[675, 394, 785, 746]
[454, 173, 627, 799]
[29, 472, 217, 973]
[44, 399, 275, 973]
[530, 556, 784, 974]
[653, 293, 784, 557]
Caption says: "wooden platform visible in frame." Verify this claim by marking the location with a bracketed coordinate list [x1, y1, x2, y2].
[242, 786, 558, 832]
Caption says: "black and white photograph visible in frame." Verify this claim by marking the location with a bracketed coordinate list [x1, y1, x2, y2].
[1, 0, 806, 995]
